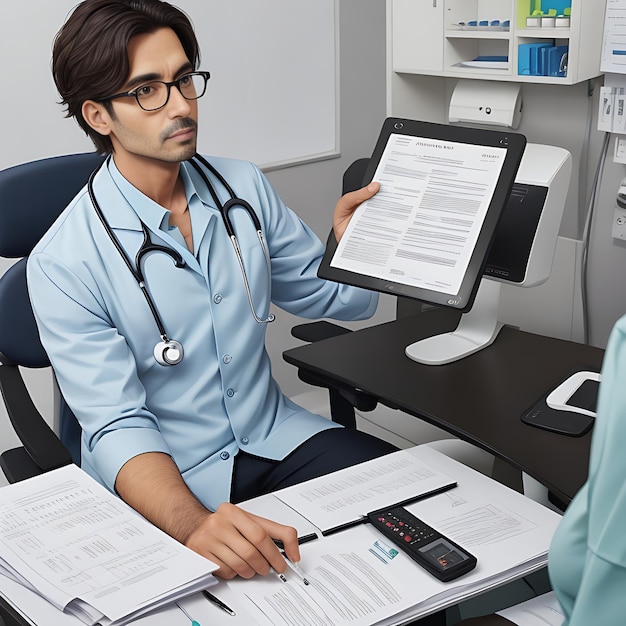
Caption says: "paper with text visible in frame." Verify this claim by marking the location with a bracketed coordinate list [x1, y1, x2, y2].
[602, 0, 626, 74]
[0, 464, 217, 625]
[273, 448, 456, 533]
[497, 591, 564, 625]
[331, 133, 506, 296]
[225, 524, 437, 626]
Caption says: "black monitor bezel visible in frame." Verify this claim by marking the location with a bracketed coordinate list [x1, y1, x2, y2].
[318, 118, 527, 312]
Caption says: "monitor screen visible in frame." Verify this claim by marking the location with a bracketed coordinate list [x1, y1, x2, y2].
[318, 118, 526, 312]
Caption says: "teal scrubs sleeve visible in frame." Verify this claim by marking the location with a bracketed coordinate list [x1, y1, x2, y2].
[548, 315, 626, 624]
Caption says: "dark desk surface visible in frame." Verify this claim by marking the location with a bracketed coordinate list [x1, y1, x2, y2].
[284, 311, 605, 505]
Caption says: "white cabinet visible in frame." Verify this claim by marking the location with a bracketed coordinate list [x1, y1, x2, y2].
[390, 0, 604, 84]
[392, 0, 445, 73]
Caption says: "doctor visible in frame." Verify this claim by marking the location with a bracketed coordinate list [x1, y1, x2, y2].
[28, 0, 396, 580]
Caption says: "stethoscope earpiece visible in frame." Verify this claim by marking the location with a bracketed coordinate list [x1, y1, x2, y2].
[154, 339, 184, 366]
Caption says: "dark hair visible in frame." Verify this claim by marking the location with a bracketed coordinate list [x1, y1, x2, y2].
[53, 0, 200, 153]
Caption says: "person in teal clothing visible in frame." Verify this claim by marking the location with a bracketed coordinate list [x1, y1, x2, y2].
[28, 0, 397, 582]
[457, 312, 626, 625]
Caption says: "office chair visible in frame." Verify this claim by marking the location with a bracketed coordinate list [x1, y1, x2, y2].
[0, 153, 379, 484]
[0, 152, 105, 483]
[290, 158, 378, 428]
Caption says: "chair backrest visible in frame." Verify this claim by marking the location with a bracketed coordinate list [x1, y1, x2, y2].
[0, 153, 105, 472]
[342, 158, 369, 195]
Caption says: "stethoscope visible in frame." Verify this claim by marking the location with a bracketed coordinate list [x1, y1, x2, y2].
[87, 154, 274, 367]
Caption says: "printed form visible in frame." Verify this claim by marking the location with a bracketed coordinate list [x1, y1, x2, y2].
[0, 464, 216, 625]
[331, 134, 506, 296]
[213, 446, 561, 626]
[273, 448, 456, 534]
[602, 0, 626, 74]
[0, 447, 562, 626]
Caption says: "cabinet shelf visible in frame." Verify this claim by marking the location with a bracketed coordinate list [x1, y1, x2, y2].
[445, 29, 512, 40]
[391, 0, 602, 85]
[516, 28, 571, 38]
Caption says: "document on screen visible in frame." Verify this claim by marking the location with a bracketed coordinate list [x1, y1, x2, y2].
[331, 133, 506, 296]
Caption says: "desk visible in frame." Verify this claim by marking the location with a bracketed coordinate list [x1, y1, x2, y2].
[283, 311, 605, 506]
[1, 446, 561, 626]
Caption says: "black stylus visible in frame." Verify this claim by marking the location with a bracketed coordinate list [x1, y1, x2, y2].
[202, 589, 236, 616]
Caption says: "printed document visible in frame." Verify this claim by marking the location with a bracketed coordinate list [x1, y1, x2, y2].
[207, 445, 562, 626]
[331, 133, 506, 296]
[273, 448, 456, 533]
[0, 464, 217, 625]
[497, 591, 564, 625]
[602, 0, 626, 74]
[0, 446, 562, 626]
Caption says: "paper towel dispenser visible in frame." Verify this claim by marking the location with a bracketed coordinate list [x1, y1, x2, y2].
[449, 80, 523, 129]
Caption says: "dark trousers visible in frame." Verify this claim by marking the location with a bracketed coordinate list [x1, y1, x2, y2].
[231, 427, 398, 503]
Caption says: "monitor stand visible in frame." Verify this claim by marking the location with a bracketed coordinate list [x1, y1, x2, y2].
[405, 278, 503, 365]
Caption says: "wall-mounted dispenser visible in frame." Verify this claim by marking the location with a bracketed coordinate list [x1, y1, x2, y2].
[449, 80, 523, 129]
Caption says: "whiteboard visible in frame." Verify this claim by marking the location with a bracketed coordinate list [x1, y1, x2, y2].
[0, 0, 338, 170]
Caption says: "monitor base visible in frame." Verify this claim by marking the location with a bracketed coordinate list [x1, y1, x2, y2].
[406, 279, 503, 365]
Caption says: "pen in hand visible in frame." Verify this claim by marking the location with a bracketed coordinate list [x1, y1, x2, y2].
[202, 589, 236, 616]
[284, 557, 311, 585]
[272, 568, 288, 583]
[277, 549, 310, 585]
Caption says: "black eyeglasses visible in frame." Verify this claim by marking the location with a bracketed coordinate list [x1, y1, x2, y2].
[102, 71, 211, 112]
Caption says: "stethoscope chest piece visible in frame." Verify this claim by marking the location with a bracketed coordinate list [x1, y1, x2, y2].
[154, 339, 184, 366]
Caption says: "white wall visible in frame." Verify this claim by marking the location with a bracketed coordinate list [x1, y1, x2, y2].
[0, 0, 339, 171]
[505, 80, 626, 349]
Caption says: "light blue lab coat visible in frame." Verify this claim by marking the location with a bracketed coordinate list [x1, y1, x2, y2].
[548, 313, 626, 624]
[27, 156, 377, 511]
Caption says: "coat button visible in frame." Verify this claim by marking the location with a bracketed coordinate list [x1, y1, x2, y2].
[223, 354, 232, 364]
[213, 294, 223, 304]
[226, 388, 235, 397]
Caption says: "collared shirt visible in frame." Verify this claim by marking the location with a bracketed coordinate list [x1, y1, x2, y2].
[27, 156, 377, 511]
[548, 313, 626, 624]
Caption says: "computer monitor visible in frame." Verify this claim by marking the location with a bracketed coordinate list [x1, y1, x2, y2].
[319, 119, 571, 365]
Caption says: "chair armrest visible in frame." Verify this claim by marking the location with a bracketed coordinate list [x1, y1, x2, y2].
[297, 368, 378, 412]
[289, 321, 378, 428]
[291, 320, 352, 343]
[0, 364, 72, 476]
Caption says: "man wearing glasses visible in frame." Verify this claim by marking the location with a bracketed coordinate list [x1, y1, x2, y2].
[27, 0, 395, 580]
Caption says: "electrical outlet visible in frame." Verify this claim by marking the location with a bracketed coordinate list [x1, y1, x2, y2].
[612, 206, 626, 240]
[615, 137, 626, 164]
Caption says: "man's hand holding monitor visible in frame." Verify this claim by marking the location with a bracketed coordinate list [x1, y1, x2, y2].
[319, 118, 526, 364]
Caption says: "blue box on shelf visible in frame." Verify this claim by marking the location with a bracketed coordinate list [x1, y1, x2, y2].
[543, 44, 568, 77]
[518, 41, 553, 75]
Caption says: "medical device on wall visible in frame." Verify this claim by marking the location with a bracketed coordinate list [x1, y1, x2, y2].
[449, 80, 523, 129]
[88, 154, 273, 367]
[318, 117, 571, 366]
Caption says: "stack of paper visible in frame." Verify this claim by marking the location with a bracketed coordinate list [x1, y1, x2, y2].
[274, 448, 457, 534]
[0, 464, 218, 625]
[236, 446, 562, 626]
[0, 447, 563, 626]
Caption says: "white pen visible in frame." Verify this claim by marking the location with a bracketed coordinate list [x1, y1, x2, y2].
[277, 549, 311, 585]
[272, 568, 288, 583]
[284, 558, 310, 585]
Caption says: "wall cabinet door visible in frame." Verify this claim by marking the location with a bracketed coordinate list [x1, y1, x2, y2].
[392, 0, 444, 73]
